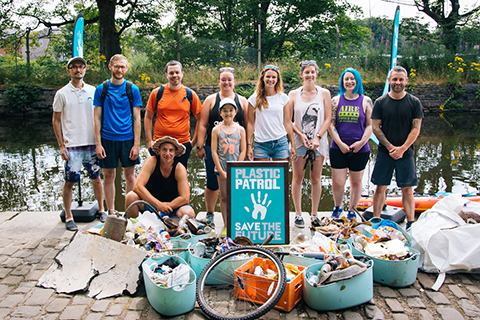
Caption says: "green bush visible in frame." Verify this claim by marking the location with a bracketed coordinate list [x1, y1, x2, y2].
[4, 83, 42, 116]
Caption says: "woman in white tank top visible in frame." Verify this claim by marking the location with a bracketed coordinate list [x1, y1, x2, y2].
[287, 60, 332, 228]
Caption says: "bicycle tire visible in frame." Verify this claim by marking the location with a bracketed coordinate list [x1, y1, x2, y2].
[196, 246, 287, 320]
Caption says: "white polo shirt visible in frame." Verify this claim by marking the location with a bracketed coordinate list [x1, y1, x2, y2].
[53, 82, 96, 147]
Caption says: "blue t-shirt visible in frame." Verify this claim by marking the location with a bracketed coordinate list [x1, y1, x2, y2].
[94, 80, 142, 141]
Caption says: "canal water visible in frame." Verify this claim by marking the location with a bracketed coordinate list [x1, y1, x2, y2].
[0, 112, 479, 214]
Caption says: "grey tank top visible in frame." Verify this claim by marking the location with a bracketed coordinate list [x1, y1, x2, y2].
[217, 123, 241, 172]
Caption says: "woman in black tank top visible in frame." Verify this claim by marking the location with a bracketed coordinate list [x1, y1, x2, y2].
[195, 68, 249, 223]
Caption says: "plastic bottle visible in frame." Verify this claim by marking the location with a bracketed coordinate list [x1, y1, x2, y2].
[178, 215, 189, 228]
[390, 230, 405, 241]
[193, 242, 206, 258]
[291, 233, 308, 245]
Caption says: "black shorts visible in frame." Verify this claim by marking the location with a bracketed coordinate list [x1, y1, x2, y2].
[99, 138, 141, 169]
[329, 148, 369, 172]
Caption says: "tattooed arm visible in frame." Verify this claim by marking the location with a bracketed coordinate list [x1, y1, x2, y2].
[387, 118, 423, 160]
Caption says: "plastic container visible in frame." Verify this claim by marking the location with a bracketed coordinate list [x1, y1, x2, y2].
[353, 246, 420, 287]
[142, 255, 196, 316]
[303, 259, 374, 311]
[234, 257, 305, 312]
[188, 247, 251, 284]
[169, 239, 190, 262]
[171, 233, 209, 246]
[347, 218, 420, 287]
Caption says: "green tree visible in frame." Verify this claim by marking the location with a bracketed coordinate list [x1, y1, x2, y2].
[15, 0, 166, 62]
[175, 0, 361, 62]
[384, 0, 480, 53]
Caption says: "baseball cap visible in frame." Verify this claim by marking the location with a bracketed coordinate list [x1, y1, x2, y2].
[219, 98, 238, 110]
[67, 57, 87, 68]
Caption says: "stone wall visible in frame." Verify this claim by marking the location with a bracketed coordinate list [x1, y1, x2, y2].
[0, 83, 478, 117]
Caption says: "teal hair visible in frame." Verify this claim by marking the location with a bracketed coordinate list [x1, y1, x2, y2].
[339, 68, 364, 96]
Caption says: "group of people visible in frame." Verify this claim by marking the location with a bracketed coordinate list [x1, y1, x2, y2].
[53, 53, 423, 232]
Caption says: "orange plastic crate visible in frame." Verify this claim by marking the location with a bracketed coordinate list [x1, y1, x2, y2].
[234, 257, 305, 312]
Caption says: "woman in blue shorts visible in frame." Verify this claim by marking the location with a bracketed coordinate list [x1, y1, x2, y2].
[288, 60, 332, 228]
[246, 65, 295, 161]
[328, 68, 373, 222]
[196, 67, 249, 224]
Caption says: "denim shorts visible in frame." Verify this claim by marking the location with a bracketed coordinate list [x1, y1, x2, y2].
[253, 135, 290, 159]
[99, 138, 141, 169]
[330, 148, 370, 172]
[371, 151, 418, 187]
[64, 145, 100, 182]
[296, 145, 322, 157]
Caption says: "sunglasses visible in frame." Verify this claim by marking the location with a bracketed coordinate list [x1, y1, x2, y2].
[301, 60, 317, 66]
[265, 65, 279, 70]
[220, 67, 234, 71]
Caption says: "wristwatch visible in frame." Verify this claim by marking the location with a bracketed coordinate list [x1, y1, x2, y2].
[316, 132, 322, 138]
[196, 145, 204, 150]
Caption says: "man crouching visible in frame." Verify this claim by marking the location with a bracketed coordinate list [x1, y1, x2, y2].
[125, 136, 195, 219]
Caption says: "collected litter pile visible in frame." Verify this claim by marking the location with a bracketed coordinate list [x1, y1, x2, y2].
[147, 257, 192, 288]
[310, 217, 419, 287]
[121, 212, 216, 256]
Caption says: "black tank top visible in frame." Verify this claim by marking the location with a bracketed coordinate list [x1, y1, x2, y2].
[205, 93, 245, 146]
[145, 156, 180, 202]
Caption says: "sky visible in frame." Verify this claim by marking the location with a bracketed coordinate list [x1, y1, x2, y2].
[347, 0, 480, 22]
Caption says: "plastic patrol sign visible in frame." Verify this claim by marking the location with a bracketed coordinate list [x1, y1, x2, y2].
[227, 161, 290, 244]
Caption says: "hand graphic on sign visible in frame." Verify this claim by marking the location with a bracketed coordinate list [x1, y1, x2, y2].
[244, 191, 271, 220]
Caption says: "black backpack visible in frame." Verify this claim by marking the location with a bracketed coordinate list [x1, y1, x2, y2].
[153, 85, 193, 112]
[100, 80, 134, 130]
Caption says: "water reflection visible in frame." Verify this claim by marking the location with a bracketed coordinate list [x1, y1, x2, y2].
[0, 113, 479, 213]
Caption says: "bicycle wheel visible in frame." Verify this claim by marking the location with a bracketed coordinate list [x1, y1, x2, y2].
[196, 246, 286, 320]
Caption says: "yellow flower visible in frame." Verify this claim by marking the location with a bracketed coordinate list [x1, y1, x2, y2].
[451, 159, 459, 165]
[225, 62, 230, 66]
[409, 72, 416, 77]
[457, 68, 464, 73]
[220, 62, 224, 65]
[325, 63, 331, 68]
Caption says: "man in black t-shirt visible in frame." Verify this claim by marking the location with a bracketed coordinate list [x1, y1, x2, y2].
[371, 66, 424, 229]
[124, 136, 195, 219]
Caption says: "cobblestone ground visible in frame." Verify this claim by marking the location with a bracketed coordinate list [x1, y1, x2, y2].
[0, 211, 479, 320]
[1, 236, 480, 320]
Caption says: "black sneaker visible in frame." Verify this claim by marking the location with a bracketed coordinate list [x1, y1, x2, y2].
[311, 215, 321, 227]
[98, 211, 107, 223]
[294, 215, 305, 228]
[406, 221, 414, 230]
[65, 220, 78, 231]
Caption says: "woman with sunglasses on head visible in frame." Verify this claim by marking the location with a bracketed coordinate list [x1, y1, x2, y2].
[328, 68, 373, 222]
[246, 65, 295, 161]
[288, 60, 332, 228]
[196, 67, 249, 225]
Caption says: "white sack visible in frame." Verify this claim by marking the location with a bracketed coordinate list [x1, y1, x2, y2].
[408, 193, 480, 273]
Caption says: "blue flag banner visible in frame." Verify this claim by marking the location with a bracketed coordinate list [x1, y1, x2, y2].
[383, 5, 401, 95]
[227, 162, 290, 244]
[73, 13, 84, 58]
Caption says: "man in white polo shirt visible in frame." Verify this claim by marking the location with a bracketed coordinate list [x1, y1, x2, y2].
[52, 57, 106, 231]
